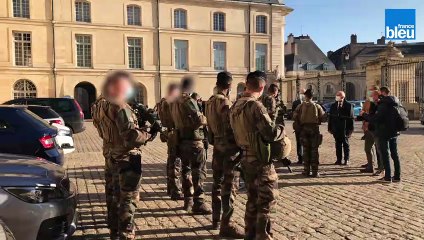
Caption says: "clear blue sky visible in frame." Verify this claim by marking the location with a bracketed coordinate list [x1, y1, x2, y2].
[285, 0, 424, 53]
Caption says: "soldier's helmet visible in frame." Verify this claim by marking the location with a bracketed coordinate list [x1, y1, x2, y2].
[216, 71, 233, 89]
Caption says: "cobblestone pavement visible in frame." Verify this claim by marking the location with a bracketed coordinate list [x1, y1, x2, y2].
[68, 121, 424, 240]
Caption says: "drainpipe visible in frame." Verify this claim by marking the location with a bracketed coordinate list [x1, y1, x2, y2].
[156, 0, 161, 100]
[248, 4, 251, 72]
[51, 0, 57, 97]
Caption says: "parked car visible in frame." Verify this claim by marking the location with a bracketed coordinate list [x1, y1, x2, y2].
[25, 105, 75, 154]
[0, 153, 77, 240]
[350, 100, 365, 119]
[0, 219, 16, 240]
[0, 106, 64, 165]
[4, 98, 85, 133]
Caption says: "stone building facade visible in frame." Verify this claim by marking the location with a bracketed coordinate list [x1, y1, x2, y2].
[0, 0, 292, 115]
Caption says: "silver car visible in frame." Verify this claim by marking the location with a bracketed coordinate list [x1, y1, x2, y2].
[0, 154, 77, 240]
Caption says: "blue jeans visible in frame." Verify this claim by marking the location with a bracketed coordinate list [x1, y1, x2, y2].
[377, 136, 401, 179]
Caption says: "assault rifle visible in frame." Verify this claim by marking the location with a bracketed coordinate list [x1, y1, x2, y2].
[130, 102, 163, 142]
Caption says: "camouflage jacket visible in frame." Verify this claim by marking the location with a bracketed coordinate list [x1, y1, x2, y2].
[156, 98, 175, 129]
[262, 94, 279, 123]
[170, 92, 207, 141]
[205, 92, 236, 146]
[92, 97, 151, 161]
[293, 100, 326, 130]
[230, 93, 284, 162]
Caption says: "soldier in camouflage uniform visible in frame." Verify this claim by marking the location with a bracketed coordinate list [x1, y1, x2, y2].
[262, 84, 280, 124]
[156, 83, 183, 200]
[293, 89, 326, 178]
[92, 71, 151, 240]
[230, 71, 285, 240]
[170, 76, 212, 215]
[204, 72, 244, 238]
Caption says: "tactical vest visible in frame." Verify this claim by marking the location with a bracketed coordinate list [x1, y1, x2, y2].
[170, 94, 205, 141]
[156, 98, 175, 129]
[91, 98, 124, 145]
[230, 96, 271, 163]
[299, 102, 320, 125]
[205, 94, 228, 140]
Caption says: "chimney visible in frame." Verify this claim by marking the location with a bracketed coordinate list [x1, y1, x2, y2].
[291, 42, 298, 55]
[377, 36, 386, 45]
[350, 34, 357, 44]
[327, 51, 334, 57]
[287, 33, 294, 43]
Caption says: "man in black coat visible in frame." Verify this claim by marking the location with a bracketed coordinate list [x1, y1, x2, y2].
[328, 91, 354, 165]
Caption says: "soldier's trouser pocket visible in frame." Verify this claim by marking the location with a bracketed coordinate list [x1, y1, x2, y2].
[119, 156, 142, 192]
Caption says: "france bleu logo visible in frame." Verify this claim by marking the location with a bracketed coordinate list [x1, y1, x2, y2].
[385, 9, 416, 40]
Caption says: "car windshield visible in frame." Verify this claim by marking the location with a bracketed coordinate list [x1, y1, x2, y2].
[27, 107, 60, 119]
[27, 99, 76, 113]
[21, 109, 52, 129]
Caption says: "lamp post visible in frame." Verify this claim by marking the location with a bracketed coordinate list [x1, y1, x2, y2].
[341, 49, 349, 91]
[296, 74, 300, 99]
[317, 72, 321, 101]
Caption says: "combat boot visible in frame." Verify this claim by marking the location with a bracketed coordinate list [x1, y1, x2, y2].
[212, 220, 220, 230]
[192, 202, 212, 215]
[311, 172, 321, 178]
[219, 222, 244, 239]
[170, 192, 184, 201]
[302, 166, 310, 177]
[183, 198, 193, 212]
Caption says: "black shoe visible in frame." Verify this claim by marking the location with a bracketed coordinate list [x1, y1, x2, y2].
[212, 220, 220, 230]
[310, 172, 320, 178]
[392, 177, 401, 182]
[343, 160, 350, 165]
[335, 160, 342, 165]
[378, 177, 392, 182]
[301, 170, 310, 177]
[360, 163, 369, 168]
[360, 168, 374, 173]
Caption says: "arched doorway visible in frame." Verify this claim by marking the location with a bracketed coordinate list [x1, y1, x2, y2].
[74, 82, 96, 119]
[346, 82, 356, 100]
[135, 83, 147, 106]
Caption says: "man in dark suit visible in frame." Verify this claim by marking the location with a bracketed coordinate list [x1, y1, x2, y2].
[328, 91, 354, 165]
[291, 88, 306, 164]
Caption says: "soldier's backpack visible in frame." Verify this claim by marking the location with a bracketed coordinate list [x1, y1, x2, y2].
[299, 102, 319, 125]
[393, 105, 409, 131]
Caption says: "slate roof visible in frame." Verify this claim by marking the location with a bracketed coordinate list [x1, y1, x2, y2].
[285, 36, 336, 71]
[329, 42, 424, 70]
[231, 0, 284, 5]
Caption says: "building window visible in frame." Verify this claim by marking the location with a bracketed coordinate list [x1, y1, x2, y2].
[213, 12, 225, 31]
[75, 1, 91, 23]
[13, 79, 36, 99]
[127, 5, 141, 26]
[75, 35, 92, 68]
[213, 42, 226, 70]
[255, 44, 267, 72]
[325, 84, 334, 95]
[398, 82, 409, 103]
[174, 40, 188, 70]
[128, 38, 143, 69]
[135, 83, 146, 104]
[256, 15, 267, 34]
[13, 0, 30, 18]
[13, 32, 32, 67]
[174, 9, 187, 29]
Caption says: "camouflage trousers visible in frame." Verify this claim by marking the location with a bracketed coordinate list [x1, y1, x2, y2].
[242, 160, 278, 240]
[299, 125, 322, 173]
[211, 143, 240, 224]
[178, 140, 207, 203]
[105, 155, 142, 239]
[166, 141, 182, 196]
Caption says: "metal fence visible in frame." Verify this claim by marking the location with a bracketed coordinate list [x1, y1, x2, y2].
[381, 60, 424, 105]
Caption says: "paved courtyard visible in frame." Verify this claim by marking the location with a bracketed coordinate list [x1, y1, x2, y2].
[67, 121, 424, 240]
